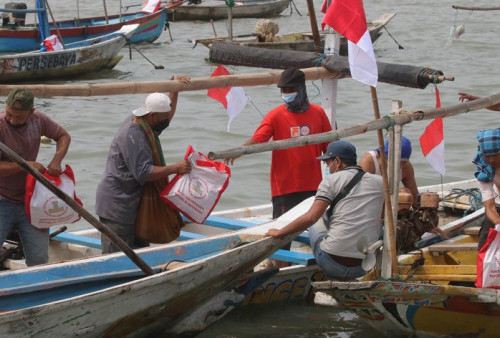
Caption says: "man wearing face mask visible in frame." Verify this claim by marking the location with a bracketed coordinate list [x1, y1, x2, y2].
[225, 68, 332, 266]
[0, 88, 71, 266]
[95, 88, 191, 253]
[266, 140, 384, 279]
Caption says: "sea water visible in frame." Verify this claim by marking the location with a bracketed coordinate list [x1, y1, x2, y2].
[26, 0, 499, 336]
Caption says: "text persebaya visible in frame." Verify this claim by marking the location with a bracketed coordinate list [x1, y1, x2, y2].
[17, 53, 77, 71]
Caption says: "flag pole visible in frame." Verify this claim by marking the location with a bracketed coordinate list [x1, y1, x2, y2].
[370, 86, 399, 278]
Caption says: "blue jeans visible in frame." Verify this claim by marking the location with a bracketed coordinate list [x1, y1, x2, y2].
[308, 221, 365, 279]
[0, 197, 49, 266]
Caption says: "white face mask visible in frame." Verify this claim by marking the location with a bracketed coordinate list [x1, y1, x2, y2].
[281, 92, 297, 103]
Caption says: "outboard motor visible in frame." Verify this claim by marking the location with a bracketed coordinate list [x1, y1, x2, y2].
[2, 2, 27, 26]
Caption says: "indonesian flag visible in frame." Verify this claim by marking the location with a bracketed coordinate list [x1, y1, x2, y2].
[141, 0, 161, 13]
[43, 35, 63, 51]
[207, 65, 248, 132]
[419, 86, 445, 175]
[321, 0, 378, 87]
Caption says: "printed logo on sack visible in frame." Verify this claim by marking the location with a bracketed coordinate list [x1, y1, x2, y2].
[43, 197, 68, 217]
[189, 178, 209, 199]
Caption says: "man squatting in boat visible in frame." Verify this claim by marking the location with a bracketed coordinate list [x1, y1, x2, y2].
[266, 140, 384, 279]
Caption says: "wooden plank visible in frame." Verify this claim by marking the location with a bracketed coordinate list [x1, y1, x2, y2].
[401, 274, 476, 282]
[52, 228, 313, 265]
[428, 242, 477, 252]
[399, 265, 476, 275]
[463, 226, 480, 236]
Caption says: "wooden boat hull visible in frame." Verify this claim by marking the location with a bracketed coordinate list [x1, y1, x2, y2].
[0, 197, 313, 336]
[169, 0, 290, 21]
[0, 27, 133, 83]
[193, 13, 395, 54]
[0, 8, 170, 53]
[315, 280, 500, 337]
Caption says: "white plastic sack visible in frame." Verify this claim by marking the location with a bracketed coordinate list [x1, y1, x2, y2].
[25, 164, 82, 229]
[161, 146, 230, 223]
[476, 224, 500, 288]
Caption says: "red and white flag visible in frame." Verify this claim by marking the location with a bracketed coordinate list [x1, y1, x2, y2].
[420, 85, 445, 175]
[141, 0, 161, 13]
[207, 65, 248, 132]
[321, 0, 378, 87]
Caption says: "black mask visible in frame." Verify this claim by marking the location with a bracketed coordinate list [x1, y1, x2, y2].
[152, 119, 170, 135]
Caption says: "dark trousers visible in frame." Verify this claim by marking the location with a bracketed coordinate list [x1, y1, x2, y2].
[272, 190, 316, 250]
[478, 206, 500, 250]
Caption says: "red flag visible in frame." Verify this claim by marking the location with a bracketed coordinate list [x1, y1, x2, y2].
[419, 86, 445, 175]
[321, 0, 378, 87]
[207, 65, 248, 131]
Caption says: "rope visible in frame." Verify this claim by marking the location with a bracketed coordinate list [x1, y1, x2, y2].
[225, 0, 235, 7]
[442, 188, 482, 216]
[382, 115, 395, 130]
[314, 53, 326, 67]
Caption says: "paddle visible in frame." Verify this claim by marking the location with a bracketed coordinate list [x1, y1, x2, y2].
[0, 141, 155, 276]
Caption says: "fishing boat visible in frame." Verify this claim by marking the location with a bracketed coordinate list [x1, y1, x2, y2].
[168, 0, 290, 22]
[0, 197, 314, 337]
[0, 24, 137, 83]
[0, 1, 183, 53]
[0, 177, 481, 336]
[313, 230, 488, 337]
[192, 12, 396, 54]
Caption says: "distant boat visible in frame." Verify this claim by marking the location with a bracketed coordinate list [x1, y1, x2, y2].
[0, 1, 183, 53]
[0, 24, 137, 83]
[168, 0, 290, 21]
[193, 12, 396, 54]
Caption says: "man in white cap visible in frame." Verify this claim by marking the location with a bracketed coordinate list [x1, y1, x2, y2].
[266, 140, 384, 279]
[96, 90, 191, 253]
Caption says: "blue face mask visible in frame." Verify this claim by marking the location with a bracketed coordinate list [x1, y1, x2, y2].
[281, 92, 297, 103]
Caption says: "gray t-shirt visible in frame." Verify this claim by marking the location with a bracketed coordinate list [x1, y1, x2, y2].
[316, 167, 384, 259]
[95, 117, 154, 224]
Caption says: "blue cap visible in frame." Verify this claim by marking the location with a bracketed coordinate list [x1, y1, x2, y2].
[317, 140, 357, 161]
[377, 136, 412, 161]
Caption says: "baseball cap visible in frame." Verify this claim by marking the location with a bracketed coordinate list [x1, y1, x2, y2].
[133, 92, 171, 117]
[317, 140, 357, 161]
[6, 88, 34, 110]
[277, 68, 305, 88]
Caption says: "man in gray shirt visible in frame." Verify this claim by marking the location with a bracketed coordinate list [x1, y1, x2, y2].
[266, 140, 384, 279]
[96, 90, 191, 253]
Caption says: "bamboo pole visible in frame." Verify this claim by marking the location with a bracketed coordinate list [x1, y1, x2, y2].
[0, 141, 156, 276]
[208, 92, 500, 160]
[44, 0, 66, 49]
[306, 0, 322, 53]
[103, 0, 109, 24]
[0, 68, 340, 97]
[370, 87, 398, 278]
[452, 5, 500, 11]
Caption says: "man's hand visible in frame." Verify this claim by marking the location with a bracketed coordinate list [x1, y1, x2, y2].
[265, 228, 283, 239]
[28, 161, 46, 174]
[47, 160, 62, 176]
[175, 159, 192, 175]
[223, 155, 240, 166]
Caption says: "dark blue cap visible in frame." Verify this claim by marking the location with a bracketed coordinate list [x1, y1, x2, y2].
[317, 140, 357, 161]
[377, 136, 412, 160]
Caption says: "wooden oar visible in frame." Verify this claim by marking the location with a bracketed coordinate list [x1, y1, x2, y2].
[0, 141, 155, 276]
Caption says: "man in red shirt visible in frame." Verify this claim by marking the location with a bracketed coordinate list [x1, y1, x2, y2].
[226, 68, 332, 266]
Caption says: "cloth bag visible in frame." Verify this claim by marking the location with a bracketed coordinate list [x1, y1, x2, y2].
[25, 164, 82, 228]
[476, 224, 500, 288]
[161, 145, 230, 223]
[135, 118, 184, 244]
